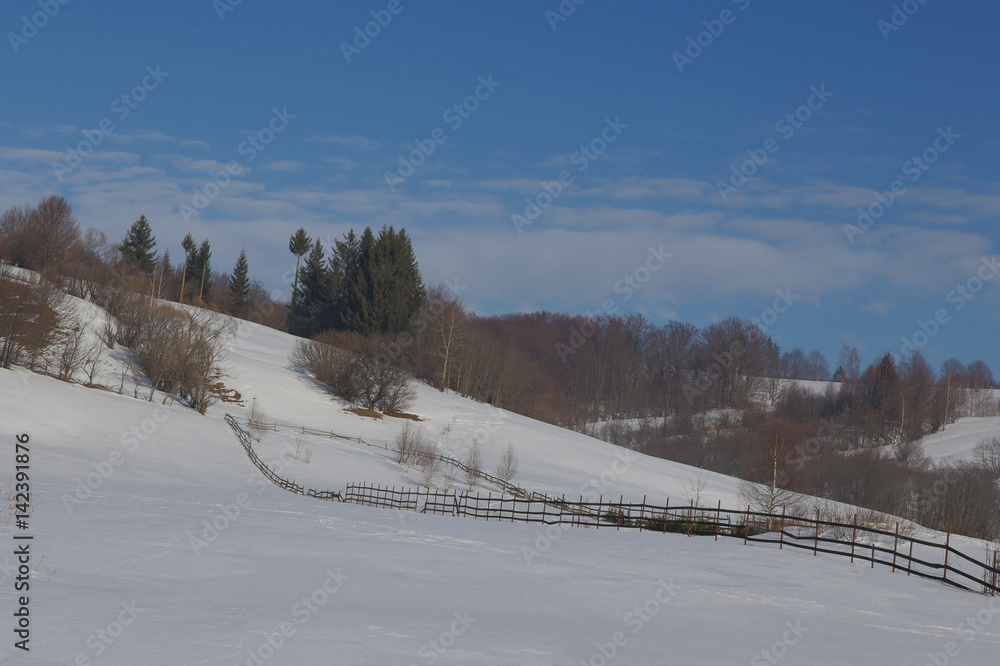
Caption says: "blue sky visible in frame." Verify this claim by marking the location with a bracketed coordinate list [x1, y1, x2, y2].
[2, 0, 999, 374]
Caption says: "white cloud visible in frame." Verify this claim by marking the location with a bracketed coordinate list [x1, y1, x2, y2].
[307, 135, 381, 152]
[180, 139, 211, 151]
[264, 160, 307, 173]
[862, 300, 892, 317]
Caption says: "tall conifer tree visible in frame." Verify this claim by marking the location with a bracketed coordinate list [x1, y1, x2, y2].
[120, 215, 158, 274]
[229, 249, 251, 318]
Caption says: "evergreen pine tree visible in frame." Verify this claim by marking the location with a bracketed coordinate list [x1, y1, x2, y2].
[293, 239, 330, 337]
[120, 215, 158, 274]
[229, 249, 251, 318]
[160, 248, 171, 276]
[340, 228, 377, 335]
[180, 233, 197, 303]
[330, 226, 425, 336]
[330, 229, 361, 330]
[377, 226, 425, 334]
[197, 239, 213, 303]
[288, 228, 311, 301]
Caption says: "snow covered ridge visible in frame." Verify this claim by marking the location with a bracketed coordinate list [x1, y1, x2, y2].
[4, 291, 1000, 662]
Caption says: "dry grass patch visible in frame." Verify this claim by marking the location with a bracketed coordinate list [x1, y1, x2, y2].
[347, 407, 383, 419]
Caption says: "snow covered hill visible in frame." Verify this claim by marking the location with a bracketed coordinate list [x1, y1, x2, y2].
[920, 417, 1000, 463]
[2, 304, 1000, 664]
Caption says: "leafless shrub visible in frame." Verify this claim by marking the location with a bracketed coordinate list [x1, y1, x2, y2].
[393, 422, 440, 486]
[81, 337, 104, 386]
[248, 396, 268, 442]
[420, 452, 441, 489]
[463, 439, 484, 491]
[101, 315, 117, 349]
[495, 444, 519, 487]
[974, 436, 1000, 479]
[55, 320, 88, 381]
[290, 338, 357, 398]
[0, 267, 65, 371]
[892, 438, 930, 471]
[441, 463, 459, 493]
[289, 438, 313, 465]
[105, 289, 153, 349]
[395, 422, 430, 466]
[290, 336, 415, 413]
[683, 472, 707, 508]
[739, 480, 802, 528]
[130, 304, 233, 412]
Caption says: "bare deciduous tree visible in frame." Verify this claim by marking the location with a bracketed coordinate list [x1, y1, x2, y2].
[56, 314, 95, 381]
[463, 439, 484, 490]
[423, 284, 468, 390]
[81, 336, 105, 386]
[974, 436, 1000, 479]
[394, 422, 425, 466]
[420, 453, 441, 489]
[495, 444, 519, 488]
[738, 422, 805, 524]
[128, 304, 233, 412]
[0, 266, 64, 370]
[248, 397, 268, 442]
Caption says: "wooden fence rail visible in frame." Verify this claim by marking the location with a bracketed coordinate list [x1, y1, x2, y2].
[224, 413, 341, 502]
[233, 415, 532, 498]
[224, 414, 1000, 596]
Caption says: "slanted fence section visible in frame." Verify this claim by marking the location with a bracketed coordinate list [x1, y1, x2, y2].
[224, 413, 341, 502]
[224, 414, 1000, 596]
[233, 415, 532, 498]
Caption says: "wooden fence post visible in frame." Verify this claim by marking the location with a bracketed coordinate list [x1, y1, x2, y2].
[663, 498, 669, 534]
[597, 496, 603, 530]
[892, 522, 898, 573]
[908, 540, 914, 576]
[944, 532, 950, 583]
[639, 495, 646, 533]
[992, 551, 998, 596]
[687, 500, 694, 538]
[779, 506, 786, 550]
[814, 508, 819, 557]
[850, 513, 858, 564]
[744, 505, 750, 546]
[714, 500, 721, 541]
[617, 495, 623, 531]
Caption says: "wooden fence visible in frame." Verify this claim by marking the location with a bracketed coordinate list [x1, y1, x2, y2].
[235, 415, 532, 498]
[224, 414, 341, 502]
[343, 482, 1000, 595]
[224, 414, 1000, 596]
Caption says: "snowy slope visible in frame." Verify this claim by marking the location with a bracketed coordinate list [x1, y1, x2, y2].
[1, 303, 1000, 664]
[222, 317, 747, 508]
[919, 417, 1000, 463]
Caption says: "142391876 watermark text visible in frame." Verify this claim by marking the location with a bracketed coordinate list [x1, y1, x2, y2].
[12, 432, 32, 652]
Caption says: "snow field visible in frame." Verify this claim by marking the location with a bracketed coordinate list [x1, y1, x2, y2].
[2, 296, 1000, 663]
